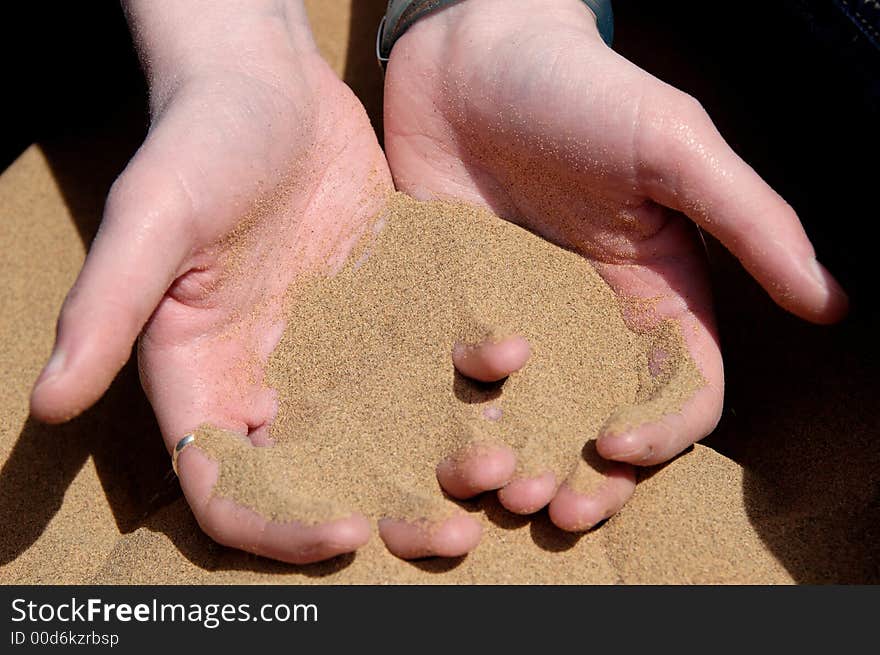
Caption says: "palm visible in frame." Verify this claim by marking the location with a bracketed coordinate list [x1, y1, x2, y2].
[138, 62, 391, 442]
[385, 7, 720, 461]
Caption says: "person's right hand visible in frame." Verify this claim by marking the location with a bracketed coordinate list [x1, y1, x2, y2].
[28, 0, 483, 564]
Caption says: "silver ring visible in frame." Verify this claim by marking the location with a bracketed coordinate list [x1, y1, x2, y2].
[376, 16, 388, 68]
[171, 433, 195, 476]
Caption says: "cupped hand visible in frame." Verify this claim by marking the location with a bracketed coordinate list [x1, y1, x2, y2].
[383, 0, 848, 530]
[29, 0, 481, 563]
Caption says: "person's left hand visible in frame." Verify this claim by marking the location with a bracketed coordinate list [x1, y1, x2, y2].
[382, 0, 848, 531]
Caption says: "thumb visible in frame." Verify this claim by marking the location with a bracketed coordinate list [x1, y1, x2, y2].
[30, 139, 194, 423]
[640, 89, 848, 324]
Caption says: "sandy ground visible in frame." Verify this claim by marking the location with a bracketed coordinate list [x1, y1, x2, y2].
[0, 0, 877, 584]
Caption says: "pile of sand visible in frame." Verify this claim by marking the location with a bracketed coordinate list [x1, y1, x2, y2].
[195, 193, 702, 530]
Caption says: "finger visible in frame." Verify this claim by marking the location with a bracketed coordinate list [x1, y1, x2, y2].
[640, 88, 848, 324]
[436, 441, 517, 499]
[593, 243, 725, 466]
[378, 515, 483, 559]
[177, 443, 371, 565]
[139, 318, 282, 453]
[29, 128, 199, 423]
[452, 335, 532, 382]
[548, 445, 636, 531]
[597, 383, 721, 465]
[436, 437, 559, 516]
[497, 471, 557, 515]
[145, 326, 371, 564]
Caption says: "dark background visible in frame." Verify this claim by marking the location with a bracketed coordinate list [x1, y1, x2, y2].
[0, 1, 877, 582]
[2, 1, 875, 288]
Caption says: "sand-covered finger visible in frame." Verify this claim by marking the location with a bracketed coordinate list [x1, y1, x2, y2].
[596, 313, 723, 465]
[452, 335, 532, 382]
[436, 441, 517, 499]
[497, 471, 557, 515]
[378, 514, 483, 559]
[176, 426, 370, 563]
[548, 455, 636, 532]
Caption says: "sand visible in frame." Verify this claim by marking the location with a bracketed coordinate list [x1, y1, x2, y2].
[194, 193, 702, 527]
[1, 0, 877, 585]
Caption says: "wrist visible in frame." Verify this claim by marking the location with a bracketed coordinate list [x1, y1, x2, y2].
[122, 0, 319, 90]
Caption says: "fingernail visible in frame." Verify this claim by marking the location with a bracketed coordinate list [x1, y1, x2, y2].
[35, 348, 66, 387]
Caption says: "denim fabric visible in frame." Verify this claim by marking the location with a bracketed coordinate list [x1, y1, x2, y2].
[834, 0, 880, 50]
[791, 0, 880, 109]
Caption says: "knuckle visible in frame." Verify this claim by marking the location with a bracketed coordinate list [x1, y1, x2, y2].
[673, 92, 708, 122]
[104, 157, 195, 236]
[640, 90, 718, 193]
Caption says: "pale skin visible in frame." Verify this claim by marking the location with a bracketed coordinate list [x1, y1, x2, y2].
[28, 0, 847, 564]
